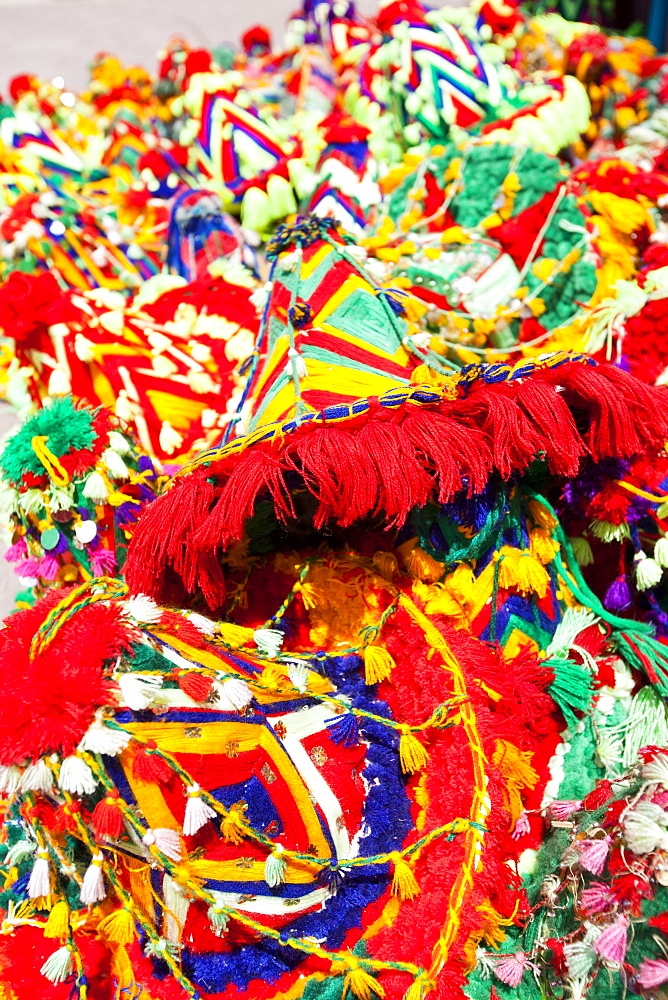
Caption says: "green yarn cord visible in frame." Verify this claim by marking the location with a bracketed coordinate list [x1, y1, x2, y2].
[412, 492, 508, 566]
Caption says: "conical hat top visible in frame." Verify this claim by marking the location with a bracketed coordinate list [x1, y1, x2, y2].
[240, 216, 420, 432]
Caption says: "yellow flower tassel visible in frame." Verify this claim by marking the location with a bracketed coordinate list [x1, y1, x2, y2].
[528, 527, 559, 566]
[495, 547, 520, 589]
[514, 551, 550, 598]
[221, 801, 249, 845]
[372, 551, 399, 579]
[399, 727, 429, 774]
[492, 739, 539, 823]
[217, 623, 255, 647]
[390, 852, 420, 900]
[528, 498, 557, 531]
[44, 899, 69, 939]
[445, 563, 476, 605]
[97, 907, 136, 945]
[363, 645, 395, 684]
[404, 544, 445, 583]
[342, 959, 385, 1000]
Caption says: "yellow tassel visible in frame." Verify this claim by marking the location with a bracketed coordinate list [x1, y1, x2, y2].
[372, 551, 399, 579]
[418, 582, 465, 618]
[390, 852, 420, 900]
[529, 527, 559, 566]
[222, 801, 249, 845]
[495, 547, 521, 589]
[260, 664, 287, 692]
[444, 562, 475, 605]
[492, 739, 539, 823]
[569, 536, 594, 567]
[44, 899, 69, 939]
[528, 499, 557, 531]
[399, 727, 429, 774]
[342, 961, 385, 1000]
[514, 551, 550, 598]
[109, 944, 137, 994]
[363, 645, 395, 684]
[217, 623, 255, 647]
[97, 907, 136, 944]
[404, 543, 445, 583]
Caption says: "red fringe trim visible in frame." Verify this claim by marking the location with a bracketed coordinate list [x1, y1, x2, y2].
[125, 362, 668, 607]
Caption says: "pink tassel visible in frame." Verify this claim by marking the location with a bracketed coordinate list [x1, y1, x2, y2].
[550, 800, 582, 821]
[580, 882, 613, 915]
[494, 952, 533, 988]
[511, 811, 531, 840]
[593, 915, 628, 964]
[15, 557, 41, 577]
[91, 546, 117, 576]
[4, 538, 27, 562]
[37, 556, 60, 581]
[638, 958, 668, 988]
[579, 837, 611, 875]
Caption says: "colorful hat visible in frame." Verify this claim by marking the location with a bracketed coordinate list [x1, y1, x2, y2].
[0, 396, 161, 604]
[0, 265, 260, 462]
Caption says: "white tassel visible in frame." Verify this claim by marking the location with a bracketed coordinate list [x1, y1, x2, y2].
[123, 593, 162, 625]
[142, 828, 183, 862]
[28, 850, 51, 898]
[79, 716, 131, 756]
[220, 677, 253, 711]
[264, 845, 287, 887]
[159, 421, 184, 456]
[254, 628, 284, 658]
[0, 764, 23, 794]
[108, 430, 132, 456]
[115, 391, 134, 423]
[20, 759, 54, 793]
[40, 945, 73, 985]
[623, 799, 668, 854]
[102, 447, 129, 480]
[287, 659, 310, 693]
[344, 245, 368, 264]
[279, 249, 302, 272]
[183, 783, 216, 836]
[80, 853, 106, 904]
[208, 904, 229, 937]
[117, 672, 163, 711]
[546, 608, 598, 659]
[59, 755, 98, 796]
[249, 281, 273, 312]
[287, 347, 308, 379]
[635, 551, 663, 591]
[564, 939, 596, 979]
[82, 471, 109, 503]
[643, 752, 668, 785]
[186, 612, 218, 637]
[48, 367, 71, 396]
[74, 334, 96, 362]
[655, 536, 668, 569]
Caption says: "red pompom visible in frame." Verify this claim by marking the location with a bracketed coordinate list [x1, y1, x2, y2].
[242, 25, 271, 55]
[0, 592, 133, 765]
[92, 789, 124, 841]
[175, 671, 214, 703]
[133, 741, 174, 784]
